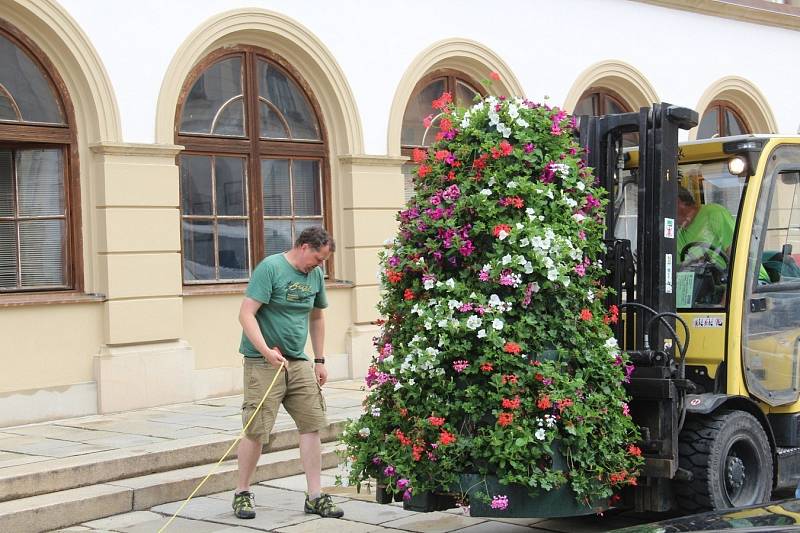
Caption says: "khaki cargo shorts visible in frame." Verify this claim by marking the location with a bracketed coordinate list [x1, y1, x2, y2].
[241, 357, 327, 442]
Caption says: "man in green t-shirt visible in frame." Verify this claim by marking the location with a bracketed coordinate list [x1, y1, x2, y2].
[232, 226, 343, 521]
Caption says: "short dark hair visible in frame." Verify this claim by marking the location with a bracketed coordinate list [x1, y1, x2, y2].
[678, 186, 696, 206]
[295, 226, 335, 252]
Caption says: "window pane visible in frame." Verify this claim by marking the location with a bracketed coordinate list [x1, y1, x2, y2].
[293, 160, 321, 216]
[573, 95, 595, 116]
[603, 95, 626, 115]
[401, 78, 445, 147]
[257, 60, 320, 140]
[0, 221, 17, 288]
[0, 149, 12, 216]
[19, 219, 65, 287]
[218, 220, 248, 279]
[182, 219, 215, 281]
[262, 159, 291, 216]
[259, 100, 289, 138]
[264, 219, 292, 257]
[0, 92, 18, 121]
[180, 155, 212, 216]
[455, 80, 478, 108]
[0, 34, 64, 124]
[294, 219, 322, 240]
[725, 108, 746, 136]
[16, 149, 64, 217]
[697, 107, 720, 139]
[210, 96, 244, 137]
[215, 157, 246, 216]
[179, 57, 243, 135]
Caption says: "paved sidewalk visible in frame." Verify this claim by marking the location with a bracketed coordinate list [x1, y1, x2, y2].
[0, 380, 365, 474]
[54, 468, 655, 532]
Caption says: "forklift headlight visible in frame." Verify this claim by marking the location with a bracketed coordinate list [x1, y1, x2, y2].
[728, 156, 747, 176]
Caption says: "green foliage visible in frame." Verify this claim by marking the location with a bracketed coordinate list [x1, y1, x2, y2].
[339, 89, 642, 508]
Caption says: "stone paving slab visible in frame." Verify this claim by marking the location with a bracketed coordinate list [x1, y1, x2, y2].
[380, 511, 487, 532]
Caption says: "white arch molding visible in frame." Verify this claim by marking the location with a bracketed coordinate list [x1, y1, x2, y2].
[387, 38, 525, 157]
[155, 8, 363, 157]
[563, 60, 659, 114]
[693, 76, 777, 139]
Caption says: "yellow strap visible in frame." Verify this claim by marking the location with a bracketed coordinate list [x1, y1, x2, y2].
[158, 361, 285, 532]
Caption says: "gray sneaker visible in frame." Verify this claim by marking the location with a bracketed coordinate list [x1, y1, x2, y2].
[304, 493, 344, 518]
[232, 490, 256, 519]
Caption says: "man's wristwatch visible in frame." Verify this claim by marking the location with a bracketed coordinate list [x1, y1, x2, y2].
[314, 358, 325, 364]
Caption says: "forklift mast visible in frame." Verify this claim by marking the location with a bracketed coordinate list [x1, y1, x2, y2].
[578, 103, 699, 511]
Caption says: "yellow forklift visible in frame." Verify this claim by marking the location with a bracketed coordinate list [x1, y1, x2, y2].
[580, 105, 800, 513]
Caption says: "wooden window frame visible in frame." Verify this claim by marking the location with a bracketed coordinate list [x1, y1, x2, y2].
[175, 46, 333, 288]
[701, 100, 751, 139]
[577, 88, 632, 116]
[0, 19, 82, 299]
[400, 69, 485, 159]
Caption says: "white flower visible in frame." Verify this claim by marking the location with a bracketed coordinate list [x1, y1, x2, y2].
[587, 290, 595, 302]
[535, 428, 546, 441]
[488, 294, 502, 307]
[437, 319, 449, 328]
[576, 181, 585, 191]
[516, 222, 524, 230]
[408, 378, 415, 386]
[445, 278, 455, 289]
[564, 197, 578, 208]
[492, 318, 504, 331]
[423, 278, 436, 290]
[546, 190, 554, 199]
[523, 262, 534, 274]
[531, 282, 540, 293]
[573, 213, 586, 223]
[547, 269, 559, 281]
[477, 329, 487, 338]
[425, 347, 439, 356]
[424, 320, 433, 330]
[501, 254, 512, 265]
[460, 114, 471, 129]
[520, 237, 530, 247]
[448, 299, 461, 310]
[497, 230, 509, 240]
[508, 103, 519, 119]
[359, 427, 371, 438]
[394, 382, 403, 391]
[466, 315, 482, 330]
[371, 407, 381, 417]
[515, 117, 529, 128]
[480, 189, 492, 196]
[507, 180, 518, 189]
[525, 207, 535, 216]
[488, 176, 496, 186]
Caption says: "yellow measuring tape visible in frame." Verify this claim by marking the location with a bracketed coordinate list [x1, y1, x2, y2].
[158, 361, 285, 532]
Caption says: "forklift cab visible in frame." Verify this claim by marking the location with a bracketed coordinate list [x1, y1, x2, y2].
[581, 106, 800, 513]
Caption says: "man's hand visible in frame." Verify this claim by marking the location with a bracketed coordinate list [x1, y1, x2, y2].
[263, 347, 287, 367]
[315, 363, 328, 386]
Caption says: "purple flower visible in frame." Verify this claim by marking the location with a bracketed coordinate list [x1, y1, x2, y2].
[372, 457, 382, 465]
[624, 364, 635, 383]
[524, 143, 535, 153]
[490, 495, 509, 510]
[403, 488, 413, 501]
[442, 184, 461, 202]
[459, 241, 475, 257]
[499, 270, 515, 286]
[430, 194, 442, 206]
[396, 478, 409, 490]
[478, 270, 490, 282]
[458, 303, 473, 313]
[540, 162, 556, 183]
[384, 465, 396, 477]
[387, 255, 400, 268]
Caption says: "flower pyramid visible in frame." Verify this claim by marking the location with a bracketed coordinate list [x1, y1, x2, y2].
[341, 80, 643, 509]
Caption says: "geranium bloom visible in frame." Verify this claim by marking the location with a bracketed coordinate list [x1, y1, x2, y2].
[417, 164, 430, 178]
[537, 395, 552, 410]
[386, 270, 403, 284]
[452, 360, 469, 373]
[503, 341, 521, 355]
[412, 444, 425, 461]
[432, 92, 452, 110]
[412, 147, 427, 163]
[435, 149, 450, 161]
[395, 430, 411, 446]
[502, 396, 521, 410]
[428, 416, 445, 427]
[490, 495, 509, 510]
[439, 117, 452, 132]
[439, 430, 457, 446]
[497, 412, 514, 427]
[622, 402, 631, 417]
[579, 308, 593, 321]
[628, 444, 642, 457]
[403, 289, 415, 301]
[501, 374, 518, 385]
[480, 362, 493, 372]
[499, 140, 513, 156]
[492, 224, 511, 239]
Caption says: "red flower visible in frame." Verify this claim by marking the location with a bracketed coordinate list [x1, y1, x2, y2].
[491, 146, 502, 159]
[386, 270, 403, 284]
[423, 114, 433, 128]
[399, 407, 408, 417]
[395, 429, 412, 446]
[492, 224, 511, 238]
[428, 416, 445, 427]
[447, 171, 457, 181]
[534, 373, 544, 382]
[480, 363, 494, 372]
[435, 150, 450, 161]
[497, 412, 514, 427]
[439, 430, 456, 446]
[499, 140, 513, 156]
[501, 374, 518, 385]
[610, 471, 628, 484]
[417, 164, 430, 178]
[412, 444, 425, 461]
[537, 395, 552, 410]
[501, 396, 521, 410]
[439, 117, 452, 131]
[472, 153, 489, 170]
[431, 92, 452, 110]
[412, 147, 427, 164]
[403, 289, 415, 301]
[628, 444, 642, 457]
[503, 341, 521, 355]
[557, 398, 573, 412]
[489, 71, 501, 81]
[579, 308, 593, 321]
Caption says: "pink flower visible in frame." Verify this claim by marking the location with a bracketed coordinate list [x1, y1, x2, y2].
[574, 263, 586, 277]
[478, 270, 490, 282]
[490, 495, 509, 510]
[622, 403, 630, 417]
[452, 360, 469, 373]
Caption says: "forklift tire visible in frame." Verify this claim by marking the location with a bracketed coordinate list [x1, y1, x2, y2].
[675, 409, 773, 512]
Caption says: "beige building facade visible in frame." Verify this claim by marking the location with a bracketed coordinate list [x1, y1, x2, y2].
[1, 0, 799, 426]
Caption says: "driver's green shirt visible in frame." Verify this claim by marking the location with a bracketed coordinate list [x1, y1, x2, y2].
[677, 203, 769, 282]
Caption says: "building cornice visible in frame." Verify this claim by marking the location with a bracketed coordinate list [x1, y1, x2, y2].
[633, 0, 800, 31]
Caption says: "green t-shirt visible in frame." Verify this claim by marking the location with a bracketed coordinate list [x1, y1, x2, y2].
[677, 203, 769, 282]
[239, 254, 328, 360]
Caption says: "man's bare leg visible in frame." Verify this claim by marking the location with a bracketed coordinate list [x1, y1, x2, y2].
[236, 435, 262, 492]
[299, 431, 321, 497]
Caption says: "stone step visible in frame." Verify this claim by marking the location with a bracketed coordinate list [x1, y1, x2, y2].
[0, 420, 346, 503]
[0, 442, 341, 532]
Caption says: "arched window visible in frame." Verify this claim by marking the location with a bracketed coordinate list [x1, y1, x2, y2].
[400, 70, 483, 201]
[697, 101, 750, 139]
[575, 88, 637, 147]
[176, 48, 329, 284]
[0, 20, 79, 294]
